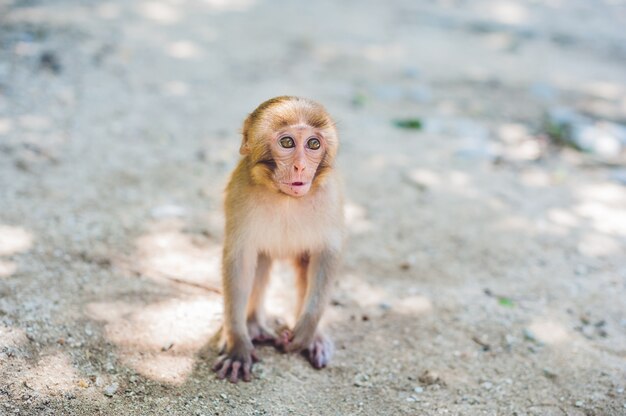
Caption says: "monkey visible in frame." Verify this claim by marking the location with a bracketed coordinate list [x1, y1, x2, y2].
[213, 96, 344, 383]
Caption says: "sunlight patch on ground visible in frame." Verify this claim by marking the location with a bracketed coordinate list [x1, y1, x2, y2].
[497, 123, 529, 144]
[128, 220, 222, 290]
[407, 169, 442, 188]
[167, 41, 201, 59]
[87, 295, 221, 384]
[412, 168, 469, 188]
[337, 274, 432, 317]
[491, 0, 529, 24]
[0, 225, 33, 256]
[493, 215, 535, 231]
[0, 326, 28, 348]
[483, 32, 517, 51]
[393, 295, 433, 315]
[363, 43, 406, 62]
[0, 260, 17, 278]
[573, 182, 626, 236]
[0, 118, 12, 135]
[547, 208, 580, 228]
[527, 319, 570, 345]
[407, 168, 477, 198]
[138, 2, 181, 24]
[581, 81, 625, 101]
[496, 123, 545, 161]
[337, 274, 389, 308]
[519, 169, 551, 187]
[577, 232, 621, 257]
[123, 354, 195, 385]
[97, 2, 120, 19]
[575, 202, 626, 236]
[87, 297, 221, 352]
[200, 0, 256, 11]
[576, 183, 626, 205]
[18, 114, 51, 131]
[448, 170, 471, 187]
[22, 353, 79, 394]
[344, 201, 373, 234]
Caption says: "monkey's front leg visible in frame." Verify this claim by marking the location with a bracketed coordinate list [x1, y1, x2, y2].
[277, 249, 339, 368]
[214, 248, 258, 383]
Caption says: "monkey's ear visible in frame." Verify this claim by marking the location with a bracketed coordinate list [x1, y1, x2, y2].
[240, 116, 252, 155]
[239, 141, 250, 155]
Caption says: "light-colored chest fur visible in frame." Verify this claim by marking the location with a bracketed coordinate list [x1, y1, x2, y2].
[242, 188, 342, 258]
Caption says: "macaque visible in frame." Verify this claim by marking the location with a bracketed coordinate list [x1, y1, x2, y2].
[213, 96, 344, 383]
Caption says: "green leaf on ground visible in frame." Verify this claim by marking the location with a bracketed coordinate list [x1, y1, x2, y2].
[393, 118, 423, 130]
[498, 297, 514, 307]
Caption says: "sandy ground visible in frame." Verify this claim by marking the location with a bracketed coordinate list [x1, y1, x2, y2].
[1, 0, 626, 415]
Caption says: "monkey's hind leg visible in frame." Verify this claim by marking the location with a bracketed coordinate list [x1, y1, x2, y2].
[246, 253, 275, 344]
[293, 252, 310, 319]
[276, 250, 336, 369]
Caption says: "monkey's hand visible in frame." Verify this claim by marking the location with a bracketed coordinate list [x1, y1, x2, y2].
[213, 342, 259, 383]
[247, 318, 277, 344]
[276, 327, 334, 369]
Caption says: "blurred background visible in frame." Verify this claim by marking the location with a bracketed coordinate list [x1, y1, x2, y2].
[1, 0, 625, 414]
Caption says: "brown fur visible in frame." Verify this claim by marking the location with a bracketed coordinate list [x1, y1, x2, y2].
[214, 97, 344, 383]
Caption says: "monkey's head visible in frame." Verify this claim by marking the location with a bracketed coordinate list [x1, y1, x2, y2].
[240, 96, 338, 198]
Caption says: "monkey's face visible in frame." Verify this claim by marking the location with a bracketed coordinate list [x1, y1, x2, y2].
[271, 125, 326, 197]
[242, 97, 338, 197]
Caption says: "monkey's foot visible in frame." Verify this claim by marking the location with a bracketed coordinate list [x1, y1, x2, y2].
[247, 319, 276, 344]
[274, 327, 293, 351]
[275, 329, 334, 369]
[304, 333, 334, 369]
[213, 345, 259, 383]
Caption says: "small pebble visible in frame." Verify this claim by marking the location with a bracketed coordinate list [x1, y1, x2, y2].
[543, 368, 557, 379]
[353, 373, 372, 387]
[481, 381, 493, 390]
[104, 382, 118, 397]
[39, 51, 62, 73]
[418, 370, 441, 386]
[414, 386, 424, 393]
[523, 328, 538, 343]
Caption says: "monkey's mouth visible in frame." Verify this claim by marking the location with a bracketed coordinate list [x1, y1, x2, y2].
[279, 181, 311, 197]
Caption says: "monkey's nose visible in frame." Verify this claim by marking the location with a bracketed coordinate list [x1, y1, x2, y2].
[293, 162, 305, 173]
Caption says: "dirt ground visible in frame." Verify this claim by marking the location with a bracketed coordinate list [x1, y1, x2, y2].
[1, 0, 626, 415]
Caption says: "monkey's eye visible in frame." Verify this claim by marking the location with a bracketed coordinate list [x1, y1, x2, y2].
[279, 136, 295, 148]
[307, 138, 321, 150]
